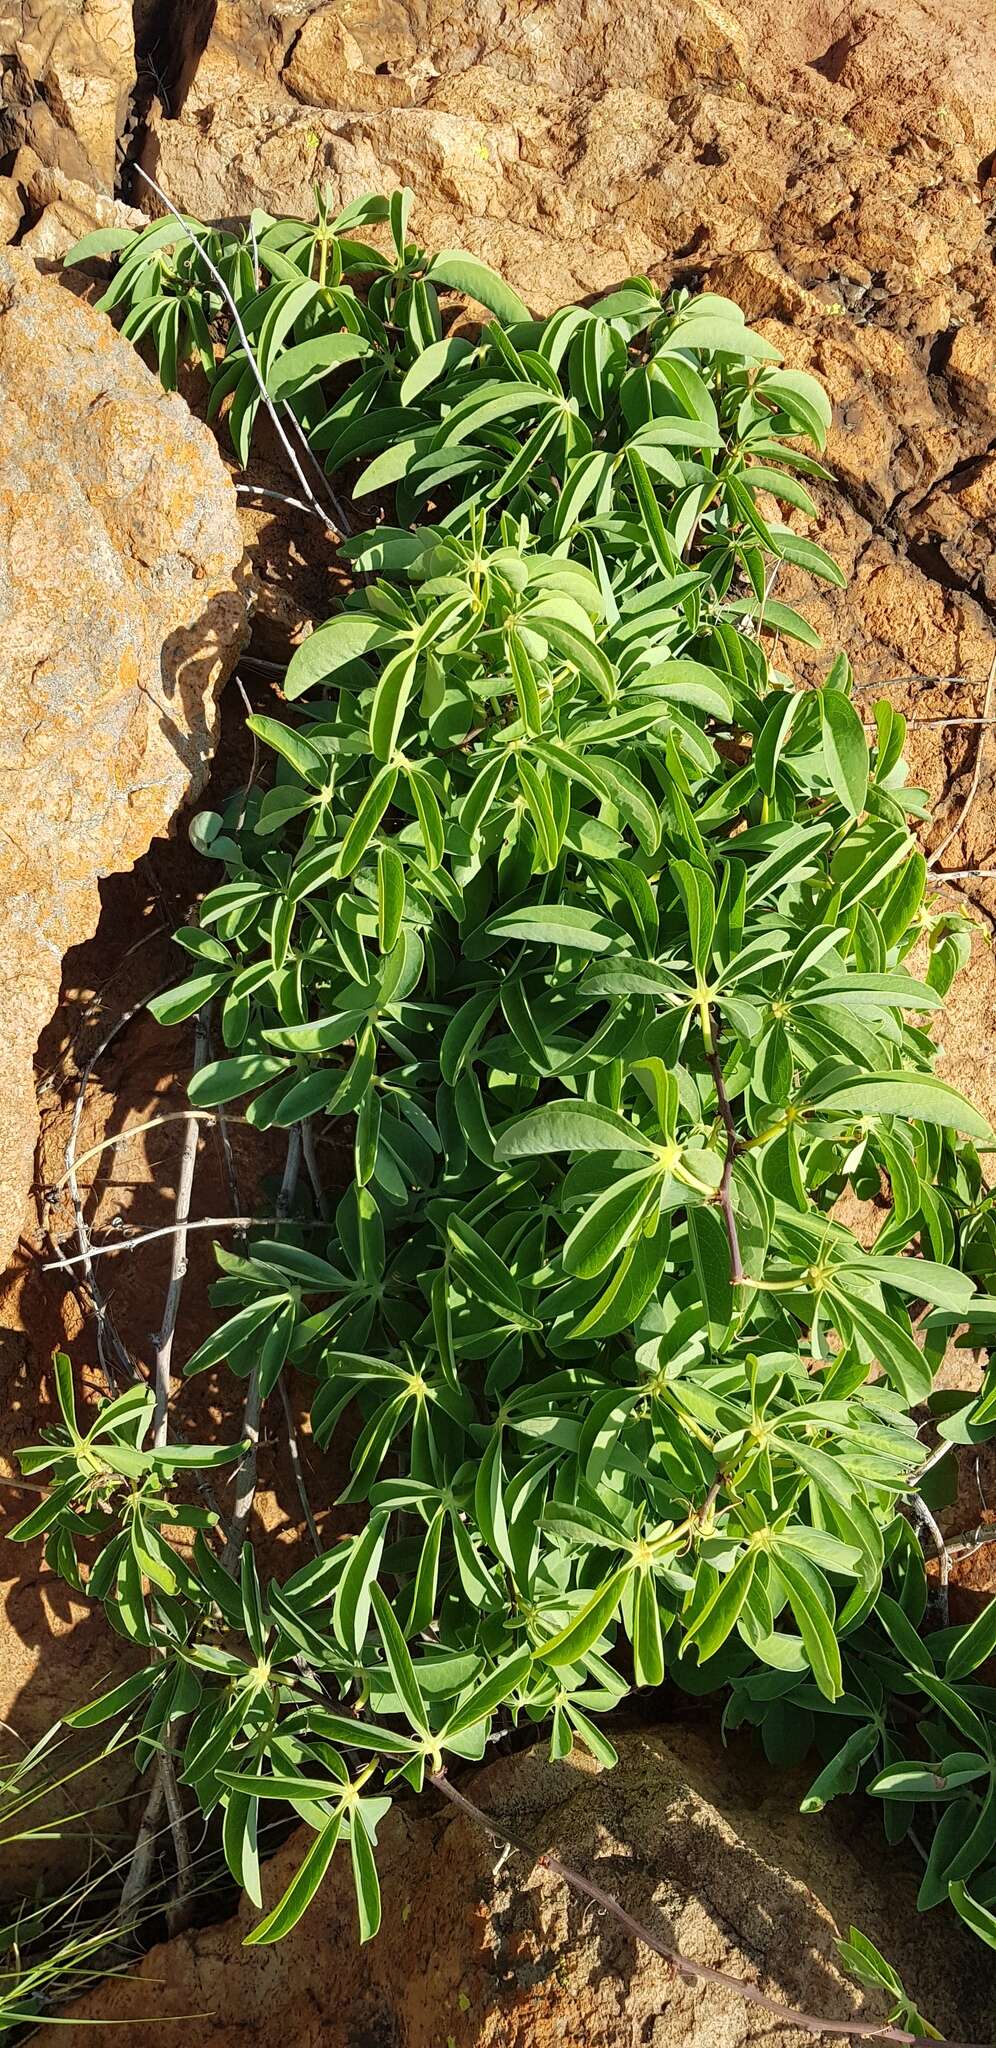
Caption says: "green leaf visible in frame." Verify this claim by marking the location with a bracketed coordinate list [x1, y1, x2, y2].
[497, 1100, 656, 1159]
[536, 1568, 630, 1665]
[774, 1550, 843, 1700]
[407, 765, 445, 868]
[682, 1550, 756, 1661]
[267, 332, 370, 399]
[377, 845, 406, 953]
[284, 614, 396, 700]
[486, 903, 621, 952]
[244, 1815, 342, 1945]
[65, 1665, 161, 1728]
[809, 1071, 991, 1140]
[65, 225, 138, 264]
[800, 1725, 878, 1812]
[444, 1648, 532, 1737]
[687, 1203, 734, 1349]
[247, 715, 327, 789]
[424, 253, 530, 323]
[562, 1167, 660, 1278]
[447, 1215, 528, 1324]
[188, 1055, 290, 1108]
[369, 1581, 429, 1733]
[349, 1808, 382, 1943]
[337, 765, 399, 876]
[949, 1880, 996, 1952]
[400, 335, 474, 403]
[370, 651, 417, 763]
[945, 1592, 996, 1681]
[819, 689, 869, 818]
[333, 1513, 388, 1654]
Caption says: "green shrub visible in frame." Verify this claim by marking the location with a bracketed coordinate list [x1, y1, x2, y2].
[24, 190, 996, 1959]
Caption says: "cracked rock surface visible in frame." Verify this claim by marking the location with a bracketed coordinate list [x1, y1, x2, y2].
[58, 1729, 990, 2044]
[0, 245, 247, 1263]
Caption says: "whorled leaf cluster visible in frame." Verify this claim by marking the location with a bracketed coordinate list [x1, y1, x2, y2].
[18, 190, 996, 1955]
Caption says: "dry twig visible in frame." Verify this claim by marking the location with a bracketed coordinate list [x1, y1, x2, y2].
[152, 1008, 210, 1446]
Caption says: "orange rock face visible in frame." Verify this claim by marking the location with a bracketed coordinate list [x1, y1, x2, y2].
[57, 1730, 990, 2046]
[0, 246, 247, 1264]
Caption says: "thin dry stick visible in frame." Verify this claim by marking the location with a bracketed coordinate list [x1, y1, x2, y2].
[118, 1770, 166, 1923]
[278, 1376, 322, 1557]
[854, 673, 992, 693]
[279, 397, 353, 538]
[161, 1750, 194, 1936]
[48, 1108, 230, 1194]
[36, 926, 168, 1096]
[44, 1212, 328, 1272]
[235, 483, 328, 522]
[302, 1115, 329, 1220]
[908, 1496, 950, 1629]
[221, 1128, 303, 1570]
[238, 653, 286, 676]
[427, 1771, 982, 2048]
[60, 977, 173, 1387]
[153, 1008, 210, 1446]
[42, 1222, 134, 1393]
[205, 1006, 248, 1255]
[132, 165, 339, 537]
[927, 651, 996, 873]
[232, 674, 262, 836]
[948, 1522, 996, 1559]
[705, 1021, 744, 1286]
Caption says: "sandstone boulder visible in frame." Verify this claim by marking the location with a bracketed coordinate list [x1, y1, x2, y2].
[16, 161, 145, 265]
[0, 246, 247, 1264]
[0, 0, 134, 189]
[55, 1728, 991, 2045]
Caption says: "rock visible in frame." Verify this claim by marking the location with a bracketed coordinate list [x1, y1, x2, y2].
[0, 246, 247, 1265]
[907, 454, 996, 611]
[283, 5, 416, 110]
[0, 0, 134, 190]
[0, 174, 23, 242]
[17, 162, 145, 266]
[55, 1728, 990, 2044]
[945, 312, 996, 445]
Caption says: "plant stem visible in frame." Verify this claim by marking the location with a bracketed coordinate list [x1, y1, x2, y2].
[279, 1376, 321, 1557]
[907, 1496, 950, 1629]
[161, 1750, 193, 1935]
[44, 1213, 329, 1271]
[302, 1116, 329, 1220]
[153, 1008, 209, 1447]
[705, 1014, 744, 1286]
[221, 1129, 303, 1570]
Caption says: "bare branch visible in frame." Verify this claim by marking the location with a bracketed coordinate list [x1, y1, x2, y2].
[906, 1496, 950, 1629]
[44, 1213, 328, 1271]
[153, 1007, 210, 1446]
[221, 1128, 303, 1570]
[48, 1108, 229, 1194]
[161, 1750, 194, 1936]
[279, 1376, 322, 1557]
[705, 1018, 744, 1287]
[302, 1116, 329, 1220]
